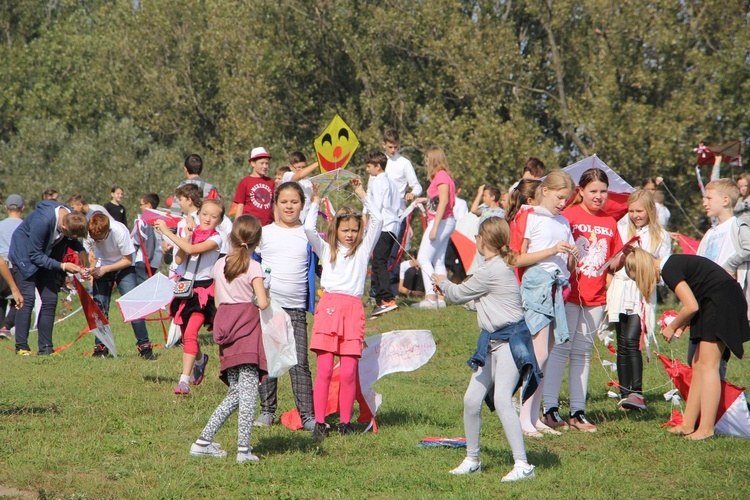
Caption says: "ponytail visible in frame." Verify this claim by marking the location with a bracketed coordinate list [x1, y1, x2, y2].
[224, 215, 262, 283]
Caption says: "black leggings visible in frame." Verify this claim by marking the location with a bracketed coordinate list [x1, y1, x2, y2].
[616, 313, 643, 396]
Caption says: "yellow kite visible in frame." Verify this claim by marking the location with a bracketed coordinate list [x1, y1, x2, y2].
[314, 115, 359, 172]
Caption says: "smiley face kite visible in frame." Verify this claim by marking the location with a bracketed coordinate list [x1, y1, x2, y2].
[314, 114, 359, 172]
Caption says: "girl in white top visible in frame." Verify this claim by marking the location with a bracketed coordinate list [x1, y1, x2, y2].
[255, 182, 315, 430]
[514, 170, 578, 436]
[608, 189, 670, 410]
[304, 179, 382, 438]
[155, 198, 225, 396]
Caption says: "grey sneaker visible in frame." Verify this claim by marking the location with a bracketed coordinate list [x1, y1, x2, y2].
[190, 442, 227, 458]
[253, 412, 276, 427]
[236, 448, 260, 464]
[302, 417, 316, 432]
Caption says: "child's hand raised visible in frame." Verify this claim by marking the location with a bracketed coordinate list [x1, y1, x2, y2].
[350, 178, 366, 200]
[311, 182, 322, 204]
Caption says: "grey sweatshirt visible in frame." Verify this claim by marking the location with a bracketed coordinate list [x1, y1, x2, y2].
[440, 255, 524, 332]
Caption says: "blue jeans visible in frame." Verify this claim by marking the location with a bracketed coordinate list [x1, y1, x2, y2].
[13, 267, 59, 354]
[93, 266, 150, 348]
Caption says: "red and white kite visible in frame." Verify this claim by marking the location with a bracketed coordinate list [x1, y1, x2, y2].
[695, 140, 742, 167]
[658, 354, 750, 438]
[74, 277, 118, 357]
[562, 154, 635, 220]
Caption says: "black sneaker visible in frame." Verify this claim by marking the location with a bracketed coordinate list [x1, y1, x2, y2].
[312, 422, 330, 441]
[338, 422, 355, 435]
[138, 344, 157, 361]
[92, 344, 110, 358]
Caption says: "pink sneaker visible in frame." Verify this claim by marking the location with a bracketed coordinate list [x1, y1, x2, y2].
[174, 381, 190, 395]
[569, 411, 597, 432]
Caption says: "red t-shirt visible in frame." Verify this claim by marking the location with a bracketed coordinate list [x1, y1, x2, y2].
[233, 175, 275, 226]
[563, 204, 623, 305]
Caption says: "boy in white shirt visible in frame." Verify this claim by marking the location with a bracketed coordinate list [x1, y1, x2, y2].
[365, 150, 400, 317]
[382, 129, 422, 295]
[85, 213, 156, 360]
[695, 179, 750, 375]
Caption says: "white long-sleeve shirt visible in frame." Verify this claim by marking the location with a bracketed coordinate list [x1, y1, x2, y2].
[386, 153, 422, 211]
[366, 172, 400, 233]
[305, 199, 383, 297]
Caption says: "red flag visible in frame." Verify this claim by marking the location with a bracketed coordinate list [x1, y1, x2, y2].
[676, 234, 700, 255]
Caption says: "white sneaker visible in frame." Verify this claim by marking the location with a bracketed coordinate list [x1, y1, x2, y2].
[236, 449, 260, 464]
[190, 442, 227, 458]
[501, 464, 536, 482]
[449, 457, 481, 475]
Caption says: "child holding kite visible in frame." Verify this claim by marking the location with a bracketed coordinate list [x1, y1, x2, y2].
[305, 178, 382, 439]
[255, 182, 316, 431]
[190, 215, 269, 463]
[155, 198, 225, 395]
[513, 170, 578, 437]
[434, 217, 538, 482]
[543, 168, 623, 433]
[625, 250, 750, 440]
[607, 189, 671, 411]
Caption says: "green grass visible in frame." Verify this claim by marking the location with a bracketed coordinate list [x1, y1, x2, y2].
[1, 295, 749, 498]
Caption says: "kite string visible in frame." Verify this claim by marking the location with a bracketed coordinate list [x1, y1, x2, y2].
[659, 180, 702, 235]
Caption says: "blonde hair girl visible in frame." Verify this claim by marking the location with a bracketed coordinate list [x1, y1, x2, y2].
[514, 169, 579, 436]
[625, 249, 750, 440]
[607, 189, 671, 411]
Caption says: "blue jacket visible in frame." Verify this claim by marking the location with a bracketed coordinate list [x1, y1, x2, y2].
[520, 265, 570, 344]
[9, 201, 84, 279]
[468, 318, 542, 405]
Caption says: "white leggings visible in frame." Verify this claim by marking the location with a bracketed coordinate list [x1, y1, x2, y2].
[543, 303, 605, 414]
[418, 217, 456, 294]
[463, 342, 526, 462]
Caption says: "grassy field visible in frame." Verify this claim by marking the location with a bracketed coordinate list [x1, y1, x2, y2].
[1, 294, 749, 499]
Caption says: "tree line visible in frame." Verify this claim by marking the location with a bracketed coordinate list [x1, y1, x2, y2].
[1, 0, 748, 234]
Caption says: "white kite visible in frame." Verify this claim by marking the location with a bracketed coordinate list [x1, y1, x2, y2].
[358, 329, 437, 430]
[116, 272, 174, 323]
[310, 169, 361, 198]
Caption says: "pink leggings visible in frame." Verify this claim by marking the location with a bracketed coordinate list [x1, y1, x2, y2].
[313, 352, 358, 424]
[180, 312, 205, 356]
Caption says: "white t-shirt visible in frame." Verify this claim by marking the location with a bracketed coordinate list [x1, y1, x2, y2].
[259, 223, 309, 309]
[182, 233, 223, 281]
[217, 215, 232, 254]
[304, 199, 382, 297]
[453, 198, 469, 221]
[366, 172, 400, 234]
[656, 202, 671, 228]
[698, 217, 735, 267]
[282, 171, 313, 223]
[386, 153, 422, 212]
[523, 206, 574, 279]
[169, 213, 199, 277]
[85, 220, 135, 267]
